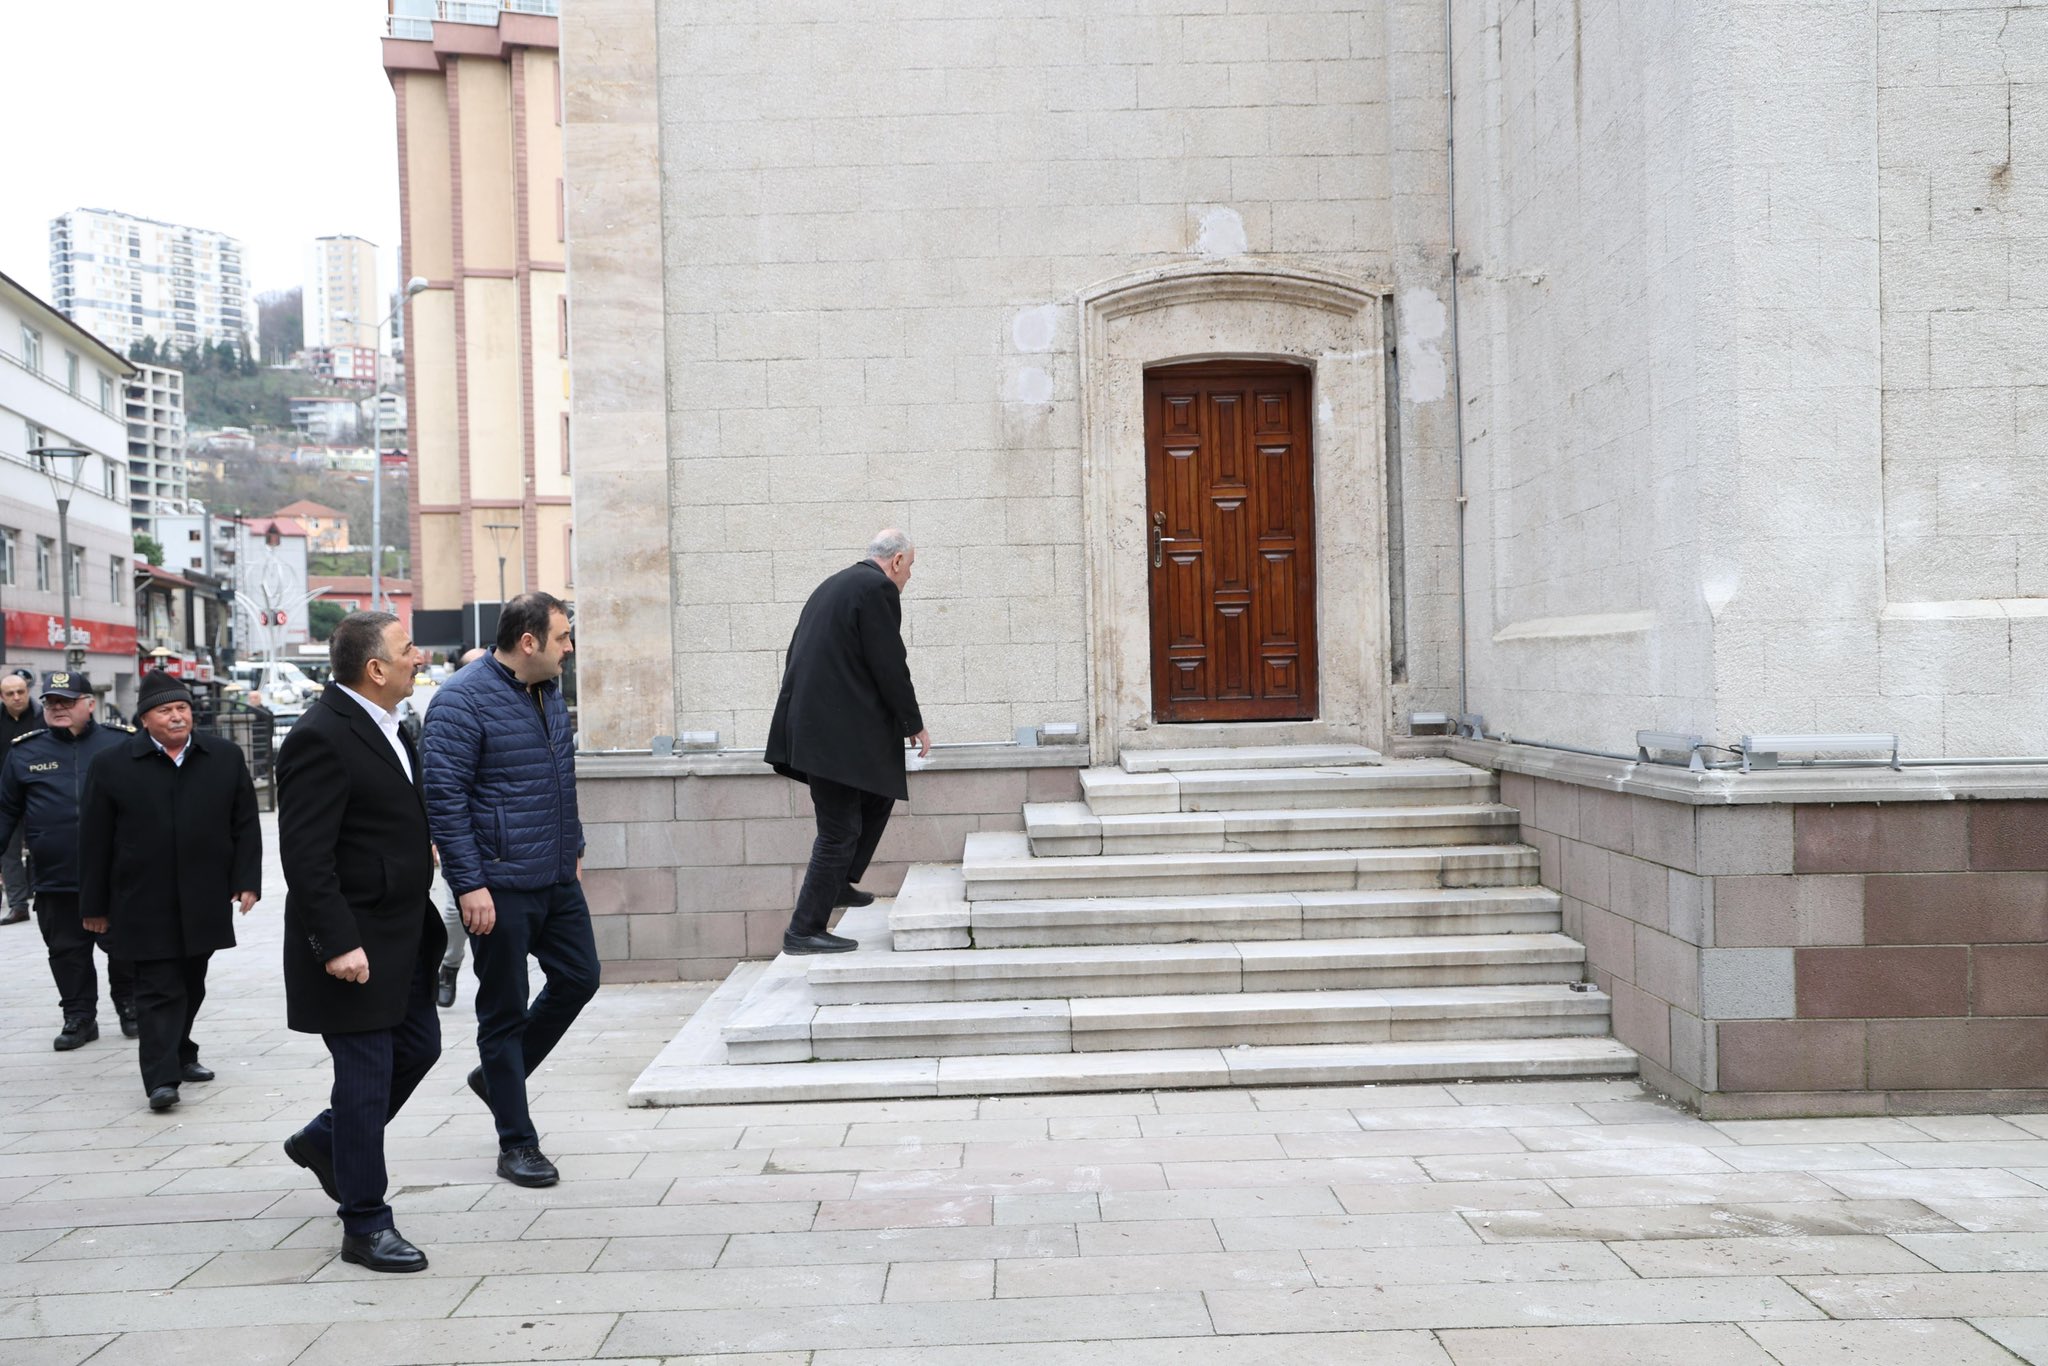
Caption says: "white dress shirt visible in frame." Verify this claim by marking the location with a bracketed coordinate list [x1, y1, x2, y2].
[148, 733, 189, 768]
[335, 683, 412, 781]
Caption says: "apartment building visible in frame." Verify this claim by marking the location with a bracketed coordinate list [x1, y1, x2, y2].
[48, 208, 249, 357]
[124, 362, 187, 529]
[306, 234, 382, 352]
[383, 0, 568, 649]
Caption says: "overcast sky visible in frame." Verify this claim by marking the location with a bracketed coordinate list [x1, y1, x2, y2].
[3, 0, 400, 304]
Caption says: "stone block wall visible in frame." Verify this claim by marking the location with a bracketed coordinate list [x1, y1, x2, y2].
[579, 761, 1082, 982]
[1503, 765, 2048, 1119]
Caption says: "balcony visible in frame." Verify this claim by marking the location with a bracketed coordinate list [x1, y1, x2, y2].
[387, 0, 556, 37]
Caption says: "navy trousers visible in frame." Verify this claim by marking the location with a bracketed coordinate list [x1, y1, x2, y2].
[789, 777, 894, 937]
[301, 945, 442, 1235]
[468, 880, 599, 1151]
[36, 892, 133, 1022]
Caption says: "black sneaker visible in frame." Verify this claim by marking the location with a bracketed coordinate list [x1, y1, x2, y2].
[835, 886, 876, 908]
[147, 1085, 179, 1112]
[53, 1016, 97, 1051]
[117, 1003, 139, 1039]
[435, 965, 458, 1008]
[496, 1145, 559, 1188]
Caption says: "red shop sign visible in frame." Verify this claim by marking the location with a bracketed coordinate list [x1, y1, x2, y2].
[3, 611, 140, 658]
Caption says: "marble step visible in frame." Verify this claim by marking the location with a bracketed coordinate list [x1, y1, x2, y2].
[970, 885, 1563, 947]
[1024, 801, 1520, 857]
[787, 983, 1610, 1061]
[631, 1030, 1639, 1106]
[960, 830, 1539, 901]
[1119, 744, 1383, 773]
[1082, 758, 1494, 815]
[807, 932, 1587, 1005]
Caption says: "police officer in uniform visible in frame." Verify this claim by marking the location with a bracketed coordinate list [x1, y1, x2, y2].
[0, 672, 137, 1049]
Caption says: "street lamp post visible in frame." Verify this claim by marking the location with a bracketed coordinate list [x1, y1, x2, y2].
[28, 446, 90, 674]
[339, 275, 429, 613]
[484, 520, 521, 621]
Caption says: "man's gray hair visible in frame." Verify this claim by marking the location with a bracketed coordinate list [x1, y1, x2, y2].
[867, 529, 914, 560]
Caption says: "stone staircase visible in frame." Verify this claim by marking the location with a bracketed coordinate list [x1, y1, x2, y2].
[629, 747, 1636, 1105]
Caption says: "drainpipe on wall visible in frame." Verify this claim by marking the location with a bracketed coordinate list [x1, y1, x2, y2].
[1443, 0, 1473, 729]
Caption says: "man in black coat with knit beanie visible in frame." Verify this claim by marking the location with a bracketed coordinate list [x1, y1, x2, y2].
[80, 670, 262, 1111]
[765, 529, 931, 954]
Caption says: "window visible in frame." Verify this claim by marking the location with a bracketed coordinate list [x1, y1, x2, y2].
[558, 295, 568, 358]
[65, 352, 79, 395]
[23, 421, 45, 456]
[560, 412, 571, 475]
[98, 374, 114, 414]
[109, 556, 124, 603]
[103, 460, 119, 501]
[565, 526, 575, 589]
[20, 326, 41, 374]
[67, 546, 82, 598]
[187, 528, 201, 542]
[0, 530, 15, 588]
[557, 178, 566, 244]
[35, 538, 51, 592]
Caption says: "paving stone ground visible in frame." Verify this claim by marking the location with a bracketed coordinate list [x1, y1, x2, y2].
[2, 814, 2048, 1363]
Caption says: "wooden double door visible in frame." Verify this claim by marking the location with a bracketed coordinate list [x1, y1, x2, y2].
[1145, 361, 1319, 723]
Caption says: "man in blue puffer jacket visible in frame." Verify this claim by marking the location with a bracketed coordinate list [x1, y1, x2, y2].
[421, 591, 593, 1189]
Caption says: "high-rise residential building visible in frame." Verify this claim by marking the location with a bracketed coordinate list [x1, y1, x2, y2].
[123, 362, 187, 529]
[384, 0, 567, 649]
[306, 234, 381, 351]
[48, 208, 249, 358]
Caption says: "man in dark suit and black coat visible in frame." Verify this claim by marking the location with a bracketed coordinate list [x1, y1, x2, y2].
[764, 528, 931, 954]
[80, 670, 262, 1112]
[275, 611, 444, 1273]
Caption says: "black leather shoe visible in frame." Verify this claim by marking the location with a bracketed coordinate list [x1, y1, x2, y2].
[783, 931, 858, 955]
[496, 1145, 559, 1187]
[466, 1065, 490, 1106]
[340, 1227, 428, 1273]
[282, 1128, 339, 1203]
[436, 965, 458, 1008]
[0, 907, 26, 925]
[117, 1004, 139, 1039]
[53, 1016, 97, 1051]
[181, 1062, 214, 1083]
[147, 1085, 179, 1112]
[835, 886, 876, 908]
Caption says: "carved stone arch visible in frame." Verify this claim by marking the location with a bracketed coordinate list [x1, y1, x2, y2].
[1077, 260, 1392, 765]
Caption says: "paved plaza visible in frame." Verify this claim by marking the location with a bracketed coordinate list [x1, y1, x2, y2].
[0, 817, 2043, 1362]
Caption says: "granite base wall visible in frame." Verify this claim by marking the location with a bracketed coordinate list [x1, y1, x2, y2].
[1496, 760, 2048, 1120]
[578, 761, 1083, 982]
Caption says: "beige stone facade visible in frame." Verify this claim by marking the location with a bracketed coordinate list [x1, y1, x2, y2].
[386, 7, 571, 650]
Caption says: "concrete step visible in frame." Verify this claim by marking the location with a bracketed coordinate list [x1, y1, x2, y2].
[960, 830, 1539, 901]
[1024, 801, 1520, 857]
[806, 932, 1586, 1005]
[795, 983, 1609, 1060]
[970, 885, 1563, 947]
[630, 1031, 1639, 1106]
[1119, 744, 1383, 773]
[1081, 758, 1494, 815]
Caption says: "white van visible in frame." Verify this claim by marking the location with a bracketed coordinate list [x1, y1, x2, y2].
[230, 659, 321, 710]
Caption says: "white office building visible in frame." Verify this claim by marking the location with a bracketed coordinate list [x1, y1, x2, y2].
[0, 269, 140, 710]
[48, 208, 250, 358]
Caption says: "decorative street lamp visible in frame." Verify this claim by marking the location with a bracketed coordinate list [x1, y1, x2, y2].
[338, 274, 429, 613]
[27, 445, 91, 673]
[484, 520, 522, 612]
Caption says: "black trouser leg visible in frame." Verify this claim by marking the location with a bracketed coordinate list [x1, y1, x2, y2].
[35, 893, 94, 1019]
[1, 827, 29, 915]
[789, 778, 893, 938]
[133, 956, 203, 1092]
[470, 882, 600, 1152]
[104, 949, 134, 1018]
[303, 949, 441, 1235]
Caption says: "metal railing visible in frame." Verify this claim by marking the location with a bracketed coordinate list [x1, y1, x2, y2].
[199, 707, 277, 811]
[388, 0, 556, 38]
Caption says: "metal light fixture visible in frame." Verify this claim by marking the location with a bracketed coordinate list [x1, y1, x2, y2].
[1636, 730, 1706, 772]
[28, 446, 90, 671]
[1739, 733, 1901, 773]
